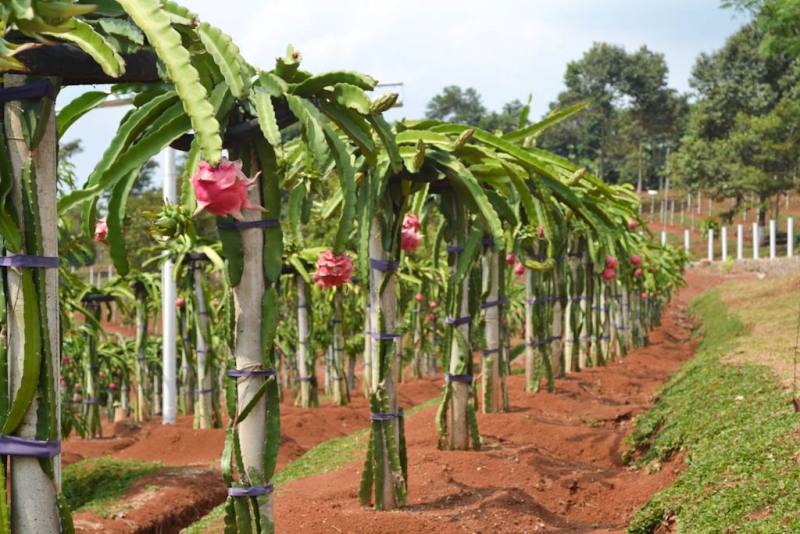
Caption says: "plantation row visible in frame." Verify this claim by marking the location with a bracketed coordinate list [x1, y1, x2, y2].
[0, 2, 686, 532]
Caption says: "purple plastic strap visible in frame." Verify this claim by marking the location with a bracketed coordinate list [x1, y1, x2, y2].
[546, 335, 562, 343]
[444, 315, 471, 327]
[369, 259, 398, 272]
[226, 369, 277, 378]
[217, 219, 279, 230]
[228, 484, 274, 497]
[481, 236, 494, 247]
[370, 410, 404, 421]
[0, 435, 60, 458]
[0, 256, 58, 269]
[0, 80, 57, 103]
[482, 347, 501, 356]
[369, 332, 401, 341]
[445, 374, 473, 384]
[446, 245, 464, 254]
[480, 298, 508, 309]
[528, 340, 547, 348]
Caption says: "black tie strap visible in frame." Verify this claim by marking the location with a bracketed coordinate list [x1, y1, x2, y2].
[480, 298, 508, 309]
[527, 340, 548, 348]
[446, 245, 464, 254]
[444, 315, 471, 327]
[369, 259, 398, 272]
[596, 334, 611, 341]
[369, 332, 401, 341]
[197, 388, 213, 395]
[0, 435, 60, 458]
[481, 236, 494, 247]
[227, 369, 277, 378]
[445, 373, 473, 384]
[217, 219, 279, 230]
[0, 256, 58, 269]
[228, 484, 274, 497]
[0, 80, 57, 103]
[546, 335, 562, 343]
[370, 409, 404, 421]
[571, 296, 587, 303]
[482, 347, 501, 356]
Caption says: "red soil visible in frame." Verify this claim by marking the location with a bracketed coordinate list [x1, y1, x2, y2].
[273, 269, 723, 534]
[67, 269, 723, 533]
[66, 377, 444, 533]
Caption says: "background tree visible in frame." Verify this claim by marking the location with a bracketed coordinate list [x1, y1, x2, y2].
[425, 85, 526, 133]
[668, 19, 799, 226]
[540, 43, 688, 188]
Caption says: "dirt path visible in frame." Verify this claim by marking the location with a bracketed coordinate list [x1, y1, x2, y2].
[66, 377, 444, 533]
[274, 270, 723, 533]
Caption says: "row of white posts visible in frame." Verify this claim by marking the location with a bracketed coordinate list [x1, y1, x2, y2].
[671, 218, 795, 262]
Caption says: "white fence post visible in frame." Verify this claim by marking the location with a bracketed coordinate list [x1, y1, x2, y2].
[721, 226, 728, 262]
[661, 230, 667, 246]
[161, 147, 177, 425]
[737, 224, 743, 260]
[769, 219, 776, 259]
[753, 223, 759, 260]
[684, 229, 690, 255]
[788, 217, 794, 258]
[708, 229, 714, 262]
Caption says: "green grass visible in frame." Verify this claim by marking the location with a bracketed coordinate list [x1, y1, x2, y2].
[183, 397, 439, 533]
[63, 457, 162, 514]
[626, 289, 800, 533]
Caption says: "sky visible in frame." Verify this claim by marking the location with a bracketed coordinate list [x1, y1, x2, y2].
[59, 0, 748, 183]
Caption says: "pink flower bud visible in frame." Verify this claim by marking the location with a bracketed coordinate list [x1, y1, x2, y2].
[426, 313, 436, 322]
[605, 256, 619, 270]
[401, 227, 422, 253]
[192, 158, 263, 219]
[311, 249, 354, 289]
[635, 268, 643, 277]
[630, 255, 642, 266]
[176, 297, 185, 308]
[641, 292, 649, 299]
[601, 268, 616, 281]
[74, 383, 81, 390]
[628, 219, 638, 230]
[402, 214, 421, 231]
[62, 356, 71, 365]
[505, 254, 517, 266]
[537, 225, 545, 239]
[428, 301, 438, 309]
[415, 293, 424, 302]
[514, 262, 525, 276]
[109, 383, 116, 391]
[94, 218, 108, 245]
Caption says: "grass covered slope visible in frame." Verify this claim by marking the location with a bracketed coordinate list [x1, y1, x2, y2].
[627, 287, 800, 533]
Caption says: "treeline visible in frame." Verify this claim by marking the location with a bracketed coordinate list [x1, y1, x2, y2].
[425, 0, 800, 223]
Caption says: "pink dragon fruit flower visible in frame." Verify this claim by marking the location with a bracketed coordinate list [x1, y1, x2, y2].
[514, 262, 525, 277]
[634, 268, 644, 278]
[415, 293, 424, 302]
[311, 249, 354, 289]
[402, 214, 421, 231]
[176, 297, 185, 308]
[426, 313, 436, 322]
[630, 255, 642, 266]
[628, 219, 638, 230]
[537, 225, 545, 239]
[428, 301, 438, 309]
[601, 268, 616, 281]
[401, 227, 422, 253]
[605, 256, 619, 270]
[505, 254, 517, 266]
[94, 218, 108, 245]
[191, 158, 263, 219]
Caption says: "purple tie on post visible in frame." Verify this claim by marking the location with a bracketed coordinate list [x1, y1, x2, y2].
[227, 484, 274, 497]
[0, 435, 61, 458]
[0, 256, 59, 268]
